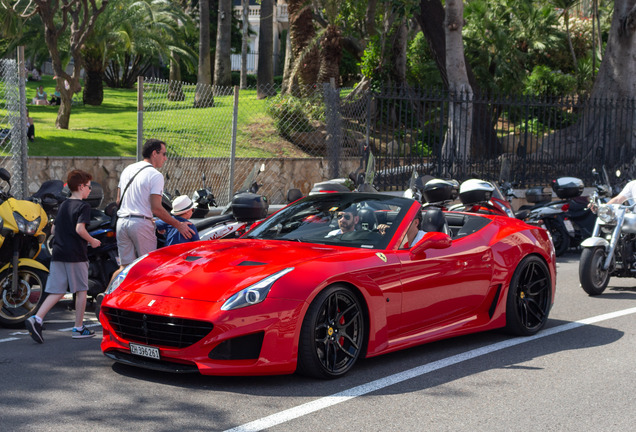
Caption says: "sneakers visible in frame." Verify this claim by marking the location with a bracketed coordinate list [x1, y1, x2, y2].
[72, 326, 95, 339]
[25, 316, 44, 344]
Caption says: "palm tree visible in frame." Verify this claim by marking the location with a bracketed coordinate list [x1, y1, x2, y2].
[257, 0, 275, 98]
[195, 0, 213, 107]
[550, 0, 582, 70]
[213, 0, 232, 86]
[82, 0, 195, 104]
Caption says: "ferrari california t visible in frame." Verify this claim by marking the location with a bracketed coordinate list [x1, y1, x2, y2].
[99, 192, 556, 379]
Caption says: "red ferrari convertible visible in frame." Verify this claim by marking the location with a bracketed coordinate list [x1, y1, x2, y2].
[100, 192, 556, 379]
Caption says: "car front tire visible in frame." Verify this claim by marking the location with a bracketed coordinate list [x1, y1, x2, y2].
[297, 285, 366, 379]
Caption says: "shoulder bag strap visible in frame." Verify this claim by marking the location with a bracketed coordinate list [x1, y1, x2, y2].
[118, 164, 153, 210]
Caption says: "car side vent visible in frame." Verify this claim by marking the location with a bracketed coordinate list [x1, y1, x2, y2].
[185, 256, 202, 262]
[238, 261, 266, 266]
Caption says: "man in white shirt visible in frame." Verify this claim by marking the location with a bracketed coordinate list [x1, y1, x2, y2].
[113, 139, 195, 277]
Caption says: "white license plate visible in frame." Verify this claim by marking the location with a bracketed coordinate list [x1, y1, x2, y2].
[130, 343, 160, 360]
[564, 219, 575, 233]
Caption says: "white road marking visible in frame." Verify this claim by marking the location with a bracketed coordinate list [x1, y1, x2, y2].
[224, 306, 636, 432]
[0, 337, 19, 343]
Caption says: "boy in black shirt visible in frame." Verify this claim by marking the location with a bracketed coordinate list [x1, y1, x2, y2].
[25, 170, 101, 343]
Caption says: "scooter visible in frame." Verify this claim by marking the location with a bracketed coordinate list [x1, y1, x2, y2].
[0, 168, 49, 327]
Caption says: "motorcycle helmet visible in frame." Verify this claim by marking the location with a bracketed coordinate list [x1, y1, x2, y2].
[459, 179, 494, 205]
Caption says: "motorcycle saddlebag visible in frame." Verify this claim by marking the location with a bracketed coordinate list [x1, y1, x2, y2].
[525, 187, 552, 203]
[552, 177, 584, 199]
[232, 192, 269, 222]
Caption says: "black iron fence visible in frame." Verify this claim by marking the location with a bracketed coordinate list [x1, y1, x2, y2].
[367, 88, 636, 190]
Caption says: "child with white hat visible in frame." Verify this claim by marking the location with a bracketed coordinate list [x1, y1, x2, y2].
[156, 195, 201, 247]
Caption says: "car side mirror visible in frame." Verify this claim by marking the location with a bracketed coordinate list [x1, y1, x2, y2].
[410, 232, 452, 259]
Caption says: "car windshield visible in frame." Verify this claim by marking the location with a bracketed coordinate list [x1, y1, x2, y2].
[244, 193, 414, 249]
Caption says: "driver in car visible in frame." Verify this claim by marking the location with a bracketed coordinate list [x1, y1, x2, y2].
[325, 206, 359, 237]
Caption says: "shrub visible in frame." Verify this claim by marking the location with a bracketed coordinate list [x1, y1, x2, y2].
[266, 94, 315, 139]
[524, 65, 577, 97]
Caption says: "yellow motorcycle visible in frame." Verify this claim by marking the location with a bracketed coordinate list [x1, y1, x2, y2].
[0, 167, 49, 327]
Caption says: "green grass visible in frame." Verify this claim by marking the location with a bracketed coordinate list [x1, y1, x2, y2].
[20, 75, 306, 158]
[26, 75, 138, 157]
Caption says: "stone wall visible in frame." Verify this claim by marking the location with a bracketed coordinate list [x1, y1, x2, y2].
[26, 156, 362, 207]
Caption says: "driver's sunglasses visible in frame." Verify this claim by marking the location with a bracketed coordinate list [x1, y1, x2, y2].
[83, 184, 92, 190]
[337, 213, 352, 220]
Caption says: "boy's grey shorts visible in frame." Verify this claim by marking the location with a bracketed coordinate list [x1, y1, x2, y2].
[44, 261, 89, 294]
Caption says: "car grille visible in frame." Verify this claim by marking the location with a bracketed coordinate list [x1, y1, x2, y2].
[103, 307, 214, 349]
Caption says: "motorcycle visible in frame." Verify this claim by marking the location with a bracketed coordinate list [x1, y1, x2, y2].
[0, 168, 49, 327]
[521, 175, 610, 256]
[187, 164, 269, 242]
[579, 176, 636, 296]
[191, 173, 217, 218]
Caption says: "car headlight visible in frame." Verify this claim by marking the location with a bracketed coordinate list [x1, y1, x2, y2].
[14, 212, 40, 235]
[105, 254, 147, 295]
[221, 267, 294, 311]
[598, 205, 616, 223]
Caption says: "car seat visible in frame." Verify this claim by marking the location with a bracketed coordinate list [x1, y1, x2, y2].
[421, 207, 449, 235]
[358, 208, 378, 231]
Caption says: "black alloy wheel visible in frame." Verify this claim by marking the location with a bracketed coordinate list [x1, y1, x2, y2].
[297, 285, 366, 379]
[506, 256, 552, 336]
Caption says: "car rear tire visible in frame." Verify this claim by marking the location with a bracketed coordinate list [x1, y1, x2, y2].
[505, 256, 552, 336]
[297, 285, 365, 379]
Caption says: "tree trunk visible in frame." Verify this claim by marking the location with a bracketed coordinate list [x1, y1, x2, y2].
[214, 0, 233, 87]
[83, 69, 104, 105]
[82, 48, 105, 105]
[240, 0, 249, 89]
[442, 0, 473, 178]
[415, 0, 502, 157]
[542, 0, 636, 168]
[287, 0, 319, 93]
[317, 24, 341, 86]
[195, 0, 213, 107]
[257, 0, 275, 98]
[168, 53, 185, 101]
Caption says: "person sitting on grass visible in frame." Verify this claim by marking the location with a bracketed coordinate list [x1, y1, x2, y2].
[49, 86, 61, 105]
[33, 85, 49, 105]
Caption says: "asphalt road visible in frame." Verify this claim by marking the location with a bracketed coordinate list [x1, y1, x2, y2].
[2, 251, 636, 432]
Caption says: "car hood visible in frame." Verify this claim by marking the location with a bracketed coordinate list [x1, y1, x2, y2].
[121, 239, 342, 302]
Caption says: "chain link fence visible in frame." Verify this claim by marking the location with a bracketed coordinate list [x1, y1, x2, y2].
[140, 79, 369, 206]
[0, 58, 27, 198]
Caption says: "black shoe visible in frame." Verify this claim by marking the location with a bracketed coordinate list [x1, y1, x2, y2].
[25, 316, 44, 343]
[72, 326, 95, 339]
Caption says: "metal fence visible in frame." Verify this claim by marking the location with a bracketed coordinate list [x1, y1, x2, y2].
[369, 88, 636, 189]
[140, 78, 636, 204]
[139, 79, 368, 205]
[0, 58, 27, 198]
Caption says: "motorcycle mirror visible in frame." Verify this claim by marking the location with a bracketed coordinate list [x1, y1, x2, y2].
[0, 167, 10, 182]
